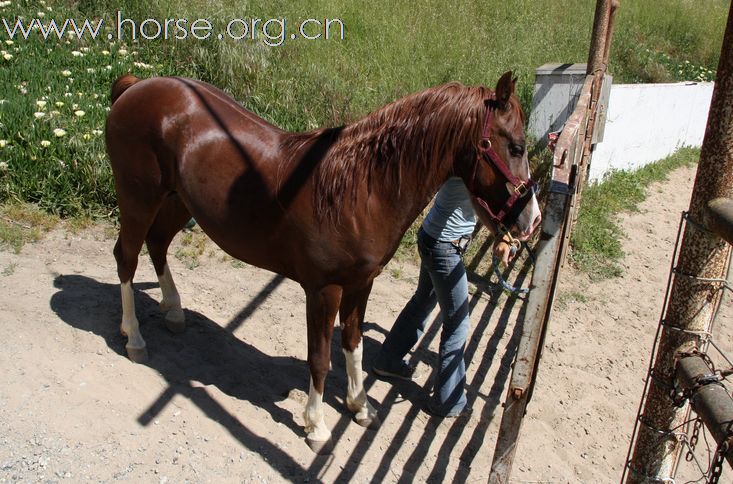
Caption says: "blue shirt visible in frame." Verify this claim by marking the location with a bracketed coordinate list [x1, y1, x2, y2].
[421, 177, 476, 241]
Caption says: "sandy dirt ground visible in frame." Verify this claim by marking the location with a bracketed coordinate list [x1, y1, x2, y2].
[1, 163, 732, 483]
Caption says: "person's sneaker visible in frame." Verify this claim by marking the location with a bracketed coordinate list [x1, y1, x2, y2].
[422, 400, 472, 419]
[372, 361, 418, 381]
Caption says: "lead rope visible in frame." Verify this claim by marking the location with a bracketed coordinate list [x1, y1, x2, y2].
[491, 233, 535, 295]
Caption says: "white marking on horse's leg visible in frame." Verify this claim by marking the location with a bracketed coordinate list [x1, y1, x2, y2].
[303, 378, 331, 444]
[157, 264, 184, 328]
[343, 341, 378, 427]
[120, 281, 147, 361]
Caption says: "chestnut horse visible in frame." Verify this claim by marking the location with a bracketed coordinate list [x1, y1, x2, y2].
[106, 72, 541, 452]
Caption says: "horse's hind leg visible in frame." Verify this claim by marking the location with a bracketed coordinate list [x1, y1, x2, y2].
[340, 283, 380, 429]
[114, 200, 163, 363]
[303, 284, 342, 454]
[145, 194, 192, 334]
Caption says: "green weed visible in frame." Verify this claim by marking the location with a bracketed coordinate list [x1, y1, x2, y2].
[570, 147, 699, 280]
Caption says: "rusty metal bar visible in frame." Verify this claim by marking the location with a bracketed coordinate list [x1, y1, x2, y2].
[675, 354, 733, 467]
[626, 2, 733, 481]
[705, 198, 733, 247]
[488, 2, 619, 481]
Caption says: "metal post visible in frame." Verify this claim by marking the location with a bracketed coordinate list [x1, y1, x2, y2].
[626, 3, 733, 481]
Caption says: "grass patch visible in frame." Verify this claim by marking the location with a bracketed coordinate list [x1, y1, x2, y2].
[0, 202, 58, 252]
[0, 0, 726, 261]
[174, 228, 208, 270]
[570, 147, 699, 279]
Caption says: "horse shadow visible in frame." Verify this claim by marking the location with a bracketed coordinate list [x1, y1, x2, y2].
[48, 273, 382, 479]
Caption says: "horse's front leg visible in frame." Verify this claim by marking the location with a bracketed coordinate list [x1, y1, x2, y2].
[303, 285, 342, 454]
[340, 283, 380, 429]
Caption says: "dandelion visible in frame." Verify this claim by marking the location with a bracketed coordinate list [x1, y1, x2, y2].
[118, 48, 128, 56]
[71, 50, 82, 57]
[2, 52, 12, 61]
[53, 128, 66, 137]
[36, 100, 47, 109]
[33, 111, 45, 118]
[102, 50, 110, 56]
[5, 39, 12, 46]
[40, 140, 51, 147]
[83, 133, 91, 140]
[61, 69, 71, 77]
[55, 101, 64, 108]
[0, 139, 7, 148]
[74, 110, 85, 117]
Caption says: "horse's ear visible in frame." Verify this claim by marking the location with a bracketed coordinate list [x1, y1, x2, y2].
[495, 71, 516, 109]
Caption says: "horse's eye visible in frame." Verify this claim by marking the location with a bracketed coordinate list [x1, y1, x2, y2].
[509, 142, 525, 158]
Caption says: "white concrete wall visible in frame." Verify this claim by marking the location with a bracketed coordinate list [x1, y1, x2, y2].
[589, 82, 713, 183]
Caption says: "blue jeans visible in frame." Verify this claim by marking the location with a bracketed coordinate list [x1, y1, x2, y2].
[375, 227, 470, 416]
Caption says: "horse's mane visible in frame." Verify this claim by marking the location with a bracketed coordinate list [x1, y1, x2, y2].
[283, 83, 492, 222]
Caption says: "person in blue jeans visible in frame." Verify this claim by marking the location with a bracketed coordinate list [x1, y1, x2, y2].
[373, 176, 478, 418]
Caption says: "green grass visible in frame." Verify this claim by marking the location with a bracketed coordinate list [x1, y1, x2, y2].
[570, 147, 700, 279]
[0, 202, 58, 252]
[0, 0, 726, 264]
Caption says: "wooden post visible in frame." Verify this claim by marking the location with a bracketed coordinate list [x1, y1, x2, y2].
[626, 3, 733, 481]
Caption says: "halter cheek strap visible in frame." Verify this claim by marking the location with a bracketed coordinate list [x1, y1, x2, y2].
[470, 93, 536, 233]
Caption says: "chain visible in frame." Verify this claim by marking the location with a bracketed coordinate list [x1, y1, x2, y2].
[686, 417, 703, 462]
[708, 440, 727, 484]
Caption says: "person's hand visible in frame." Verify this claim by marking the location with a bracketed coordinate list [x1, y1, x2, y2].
[493, 236, 517, 267]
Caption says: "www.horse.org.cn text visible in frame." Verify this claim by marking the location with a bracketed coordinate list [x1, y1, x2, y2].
[1, 11, 346, 47]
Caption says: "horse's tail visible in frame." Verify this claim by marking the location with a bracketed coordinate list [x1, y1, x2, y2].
[110, 74, 140, 105]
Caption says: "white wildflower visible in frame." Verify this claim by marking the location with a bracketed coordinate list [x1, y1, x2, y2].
[71, 50, 82, 57]
[0, 139, 7, 148]
[33, 111, 45, 118]
[50, 110, 60, 116]
[118, 48, 128, 56]
[2, 52, 12, 61]
[55, 101, 64, 108]
[5, 39, 13, 45]
[36, 100, 47, 109]
[40, 140, 51, 147]
[82, 133, 91, 140]
[61, 69, 71, 77]
[37, 11, 44, 18]
[92, 129, 102, 136]
[0, 161, 7, 171]
[53, 128, 66, 137]
[74, 110, 85, 117]
[101, 50, 110, 56]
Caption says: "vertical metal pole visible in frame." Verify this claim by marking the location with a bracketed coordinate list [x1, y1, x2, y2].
[586, 0, 616, 76]
[626, 3, 733, 481]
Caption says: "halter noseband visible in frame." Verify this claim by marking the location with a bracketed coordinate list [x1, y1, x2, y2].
[470, 92, 536, 236]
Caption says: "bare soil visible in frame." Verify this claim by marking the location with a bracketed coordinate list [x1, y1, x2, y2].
[1, 164, 731, 483]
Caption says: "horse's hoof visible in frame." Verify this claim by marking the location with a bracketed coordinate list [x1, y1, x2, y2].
[356, 414, 381, 429]
[126, 345, 148, 363]
[306, 437, 334, 455]
[165, 309, 186, 334]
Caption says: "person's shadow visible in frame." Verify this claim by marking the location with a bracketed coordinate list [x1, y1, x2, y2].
[48, 273, 382, 479]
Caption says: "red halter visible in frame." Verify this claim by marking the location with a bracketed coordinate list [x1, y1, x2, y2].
[470, 93, 536, 232]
